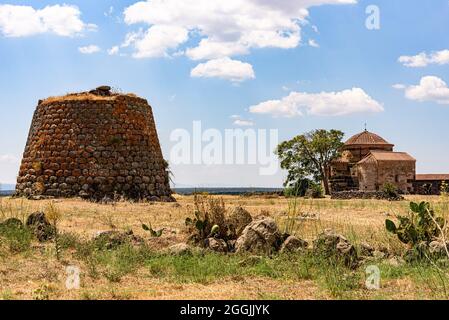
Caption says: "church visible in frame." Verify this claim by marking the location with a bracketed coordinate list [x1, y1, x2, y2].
[330, 130, 449, 195]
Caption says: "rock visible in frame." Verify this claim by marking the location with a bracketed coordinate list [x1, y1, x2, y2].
[238, 255, 263, 267]
[373, 250, 386, 260]
[360, 243, 375, 257]
[313, 229, 358, 268]
[387, 256, 405, 267]
[226, 206, 253, 239]
[280, 235, 308, 253]
[206, 238, 228, 253]
[97, 85, 111, 91]
[235, 217, 282, 254]
[429, 241, 449, 257]
[167, 243, 192, 255]
[26, 212, 55, 242]
[93, 230, 144, 250]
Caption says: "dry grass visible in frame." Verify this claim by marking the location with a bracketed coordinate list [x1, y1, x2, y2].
[41, 92, 139, 105]
[1, 194, 449, 300]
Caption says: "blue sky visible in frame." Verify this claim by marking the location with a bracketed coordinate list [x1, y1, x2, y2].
[1, 0, 449, 187]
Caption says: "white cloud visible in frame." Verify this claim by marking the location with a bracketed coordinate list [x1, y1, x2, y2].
[397, 76, 449, 105]
[249, 88, 383, 117]
[79, 45, 101, 54]
[231, 115, 254, 126]
[125, 25, 189, 58]
[308, 39, 319, 47]
[120, 0, 356, 64]
[234, 119, 255, 126]
[108, 46, 119, 55]
[399, 50, 449, 67]
[0, 154, 18, 164]
[0, 4, 96, 37]
[191, 57, 255, 82]
[392, 84, 406, 90]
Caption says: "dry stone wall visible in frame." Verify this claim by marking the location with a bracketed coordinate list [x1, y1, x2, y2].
[15, 88, 173, 201]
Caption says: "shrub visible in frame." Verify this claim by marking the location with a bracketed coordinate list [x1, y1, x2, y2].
[383, 182, 401, 200]
[386, 201, 445, 246]
[305, 183, 324, 199]
[142, 222, 164, 237]
[185, 195, 226, 244]
[284, 178, 312, 197]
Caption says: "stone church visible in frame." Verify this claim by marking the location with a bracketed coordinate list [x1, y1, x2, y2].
[330, 130, 449, 194]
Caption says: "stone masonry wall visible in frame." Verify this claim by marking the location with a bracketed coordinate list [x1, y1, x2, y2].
[15, 89, 173, 201]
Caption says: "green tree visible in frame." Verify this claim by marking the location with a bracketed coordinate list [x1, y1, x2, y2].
[276, 129, 344, 195]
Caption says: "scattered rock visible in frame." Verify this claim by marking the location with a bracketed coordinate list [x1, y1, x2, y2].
[26, 212, 55, 242]
[296, 212, 319, 220]
[235, 217, 282, 254]
[280, 235, 308, 253]
[387, 256, 405, 267]
[226, 206, 253, 239]
[207, 237, 228, 253]
[167, 243, 192, 255]
[360, 243, 375, 257]
[373, 250, 386, 260]
[313, 229, 358, 268]
[93, 230, 144, 250]
[429, 241, 449, 257]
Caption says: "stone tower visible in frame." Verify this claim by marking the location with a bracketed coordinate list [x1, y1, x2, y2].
[15, 86, 173, 201]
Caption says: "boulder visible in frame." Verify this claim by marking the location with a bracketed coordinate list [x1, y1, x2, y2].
[313, 229, 358, 268]
[429, 241, 449, 257]
[387, 256, 406, 267]
[360, 243, 375, 257]
[235, 217, 282, 254]
[26, 212, 55, 242]
[280, 235, 308, 253]
[93, 230, 144, 250]
[226, 206, 252, 239]
[167, 243, 192, 255]
[207, 238, 228, 253]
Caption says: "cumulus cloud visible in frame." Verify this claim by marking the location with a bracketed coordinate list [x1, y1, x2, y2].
[396, 76, 449, 105]
[0, 4, 96, 37]
[399, 50, 449, 67]
[117, 0, 356, 80]
[129, 25, 189, 58]
[249, 88, 383, 117]
[191, 57, 255, 82]
[78, 45, 101, 54]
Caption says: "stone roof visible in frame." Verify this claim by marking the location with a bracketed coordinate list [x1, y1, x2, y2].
[358, 151, 415, 164]
[345, 130, 394, 147]
[416, 174, 449, 181]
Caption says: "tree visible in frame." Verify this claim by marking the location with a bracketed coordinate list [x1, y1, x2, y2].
[276, 129, 344, 195]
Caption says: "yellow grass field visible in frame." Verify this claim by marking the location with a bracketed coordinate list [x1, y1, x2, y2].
[1, 194, 449, 300]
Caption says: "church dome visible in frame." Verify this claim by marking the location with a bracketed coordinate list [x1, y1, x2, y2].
[344, 130, 394, 148]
